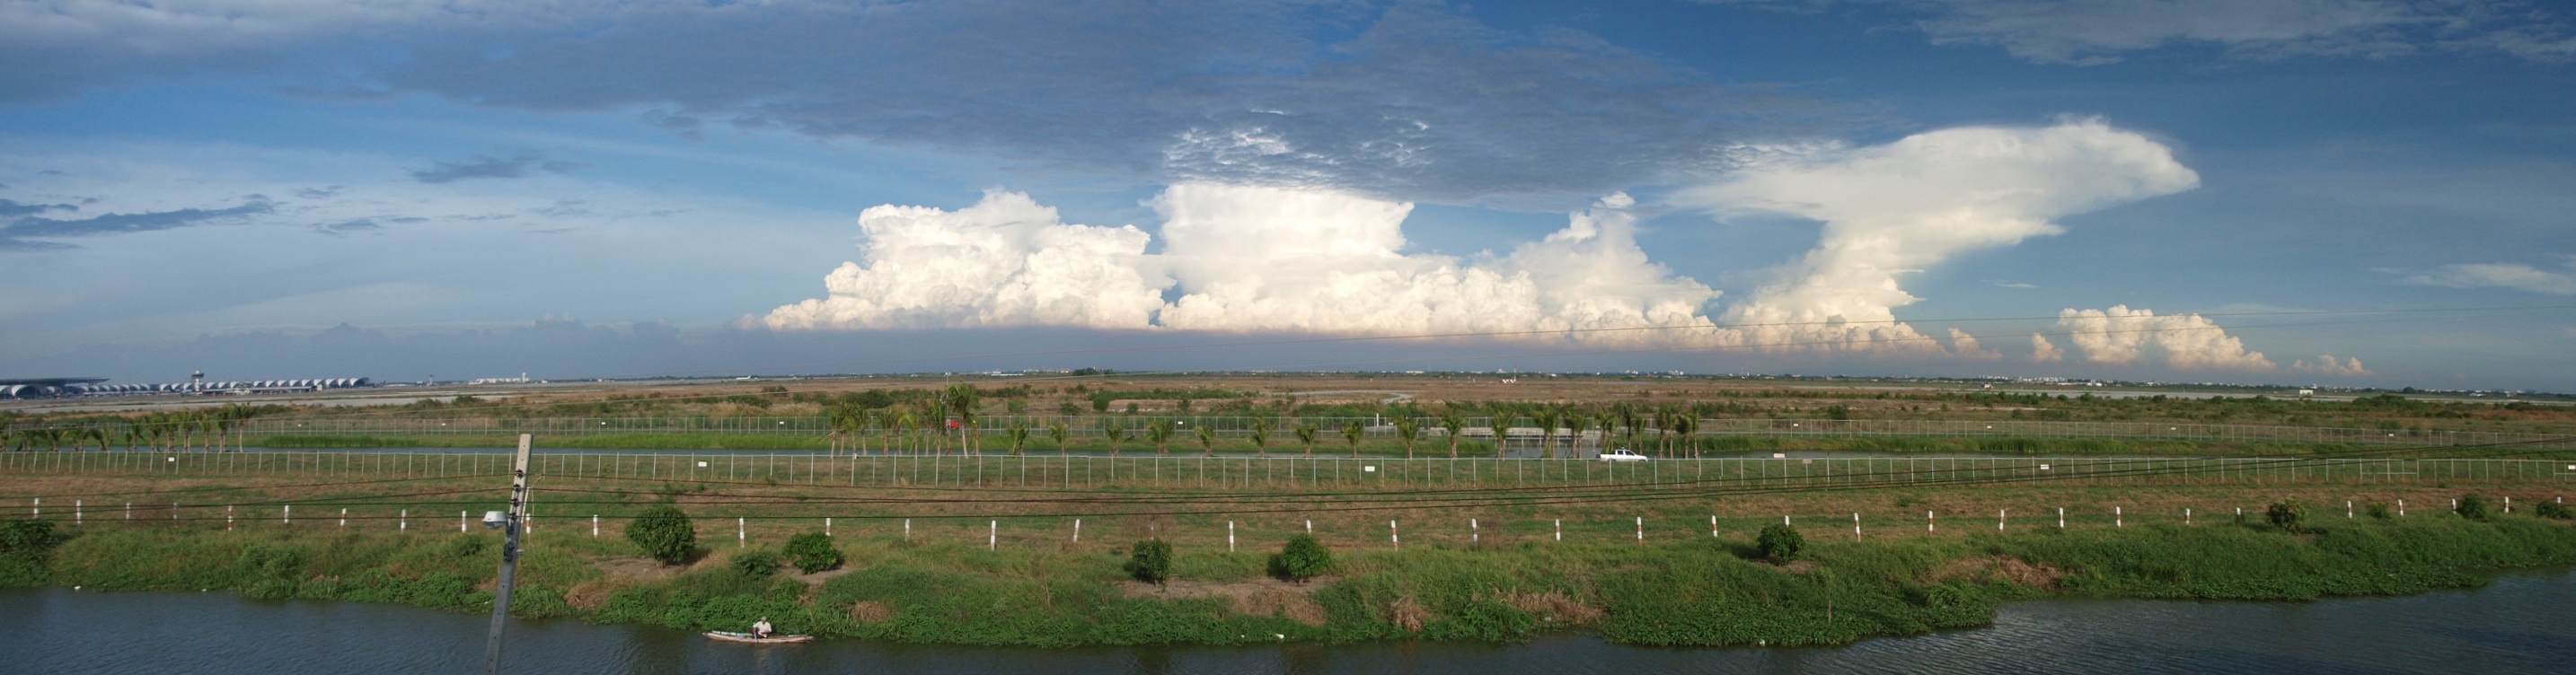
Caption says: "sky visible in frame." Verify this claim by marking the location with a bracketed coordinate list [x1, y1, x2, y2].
[4, 0, 2575, 390]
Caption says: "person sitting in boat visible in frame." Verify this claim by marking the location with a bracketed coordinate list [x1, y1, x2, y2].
[752, 618, 773, 639]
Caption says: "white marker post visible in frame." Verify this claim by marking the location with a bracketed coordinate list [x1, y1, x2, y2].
[2186, 508, 2192, 525]
[1927, 511, 1935, 533]
[1304, 520, 1312, 535]
[1474, 518, 1481, 543]
[1229, 522, 1236, 552]
[2114, 506, 2122, 528]
[737, 517, 745, 547]
[592, 515, 600, 538]
[340, 508, 347, 530]
[126, 503, 131, 522]
[905, 519, 912, 541]
[825, 517, 832, 537]
[75, 501, 81, 526]
[284, 504, 291, 526]
[2058, 507, 2065, 529]
[2347, 501, 2354, 519]
[463, 511, 469, 533]
[1998, 509, 2006, 530]
[2398, 500, 2404, 517]
[1390, 520, 1400, 549]
[401, 509, 408, 531]
[227, 505, 234, 530]
[990, 520, 998, 551]
[1554, 519, 1562, 541]
[1636, 516, 1643, 543]
[1708, 515, 1716, 539]
[1072, 518, 1081, 543]
[1853, 513, 1861, 540]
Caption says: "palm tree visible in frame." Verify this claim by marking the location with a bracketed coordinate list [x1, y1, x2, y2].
[1006, 420, 1030, 456]
[1654, 407, 1678, 458]
[1047, 420, 1072, 455]
[1104, 420, 1130, 457]
[1341, 420, 1364, 458]
[1248, 416, 1274, 458]
[1438, 413, 1465, 459]
[1610, 402, 1638, 452]
[1566, 411, 1594, 458]
[946, 384, 981, 455]
[1195, 424, 1217, 457]
[1293, 422, 1319, 457]
[1534, 408, 1561, 460]
[1147, 419, 1175, 456]
[1486, 408, 1514, 459]
[1674, 413, 1699, 458]
[895, 411, 920, 455]
[1394, 416, 1421, 459]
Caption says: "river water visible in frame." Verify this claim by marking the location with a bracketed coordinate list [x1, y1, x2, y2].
[4, 571, 2572, 675]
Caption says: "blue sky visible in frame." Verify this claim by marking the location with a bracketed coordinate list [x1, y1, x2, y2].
[3, 0, 2574, 390]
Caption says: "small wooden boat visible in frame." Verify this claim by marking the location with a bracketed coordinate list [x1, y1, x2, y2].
[704, 631, 812, 644]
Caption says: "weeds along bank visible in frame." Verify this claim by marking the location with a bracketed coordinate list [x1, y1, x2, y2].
[6, 512, 2576, 647]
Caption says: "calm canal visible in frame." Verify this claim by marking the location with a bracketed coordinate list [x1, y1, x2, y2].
[4, 571, 2571, 674]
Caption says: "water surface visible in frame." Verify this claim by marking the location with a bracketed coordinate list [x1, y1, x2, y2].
[4, 571, 2571, 674]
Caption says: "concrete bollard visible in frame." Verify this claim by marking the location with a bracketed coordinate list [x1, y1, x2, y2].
[594, 515, 601, 538]
[1853, 513, 1861, 540]
[1073, 518, 1081, 543]
[1708, 515, 1716, 539]
[462, 511, 468, 533]
[284, 504, 291, 525]
[2058, 507, 2066, 529]
[2347, 501, 2354, 519]
[2114, 506, 2122, 528]
[401, 509, 407, 531]
[2186, 508, 2192, 525]
[1391, 520, 1400, 549]
[825, 517, 832, 537]
[2398, 500, 2404, 517]
[904, 519, 911, 541]
[1636, 516, 1643, 543]
[75, 501, 82, 526]
[1555, 519, 1562, 541]
[738, 517, 745, 547]
[1998, 509, 2006, 530]
[1229, 522, 1237, 552]
[1927, 511, 1935, 533]
[340, 508, 347, 529]
[991, 520, 998, 551]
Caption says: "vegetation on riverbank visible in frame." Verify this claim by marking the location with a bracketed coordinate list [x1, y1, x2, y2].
[6, 506, 2573, 647]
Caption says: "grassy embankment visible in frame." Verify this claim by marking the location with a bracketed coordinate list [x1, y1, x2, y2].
[243, 432, 2551, 460]
[7, 496, 2575, 647]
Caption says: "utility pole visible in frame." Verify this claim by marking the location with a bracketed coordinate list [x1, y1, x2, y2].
[483, 434, 533, 675]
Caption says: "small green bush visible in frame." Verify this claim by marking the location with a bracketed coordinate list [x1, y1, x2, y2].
[781, 531, 842, 573]
[2266, 500, 2306, 531]
[730, 549, 781, 578]
[1124, 539, 1173, 585]
[2365, 503, 2395, 521]
[1269, 534, 1332, 583]
[1757, 523, 1805, 561]
[2457, 495, 2493, 521]
[2536, 501, 2574, 520]
[0, 519, 58, 555]
[626, 504, 698, 565]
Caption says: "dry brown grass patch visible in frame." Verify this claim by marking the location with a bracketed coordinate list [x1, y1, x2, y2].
[1499, 589, 1602, 625]
[849, 600, 895, 623]
[563, 578, 630, 611]
[1928, 556, 2060, 591]
[1386, 595, 1432, 633]
[1232, 587, 1328, 626]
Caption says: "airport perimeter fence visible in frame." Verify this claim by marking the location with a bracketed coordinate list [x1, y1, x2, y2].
[221, 416, 2576, 450]
[9, 450, 2575, 490]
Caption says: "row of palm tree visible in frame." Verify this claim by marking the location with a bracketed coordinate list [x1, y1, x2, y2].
[1, 405, 260, 452]
[811, 400, 1718, 460]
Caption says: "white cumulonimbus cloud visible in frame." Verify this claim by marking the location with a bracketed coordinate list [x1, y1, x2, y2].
[1682, 118, 2201, 354]
[765, 183, 1721, 345]
[766, 120, 2294, 371]
[2029, 333, 2065, 362]
[2050, 305, 2274, 370]
[2294, 355, 2370, 376]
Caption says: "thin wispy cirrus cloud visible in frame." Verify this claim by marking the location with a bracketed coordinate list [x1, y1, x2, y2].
[1702, 0, 2576, 64]
[2404, 261, 2576, 295]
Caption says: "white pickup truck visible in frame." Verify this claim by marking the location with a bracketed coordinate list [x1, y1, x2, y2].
[1599, 448, 1649, 461]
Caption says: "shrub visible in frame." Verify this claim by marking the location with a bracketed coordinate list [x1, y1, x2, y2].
[782, 531, 842, 574]
[2365, 503, 2395, 521]
[2536, 501, 2574, 521]
[0, 519, 58, 555]
[1124, 539, 1173, 585]
[2266, 501, 2306, 531]
[1756, 523, 1804, 561]
[1269, 534, 1332, 583]
[730, 549, 781, 578]
[626, 504, 698, 565]
[2457, 494, 2494, 521]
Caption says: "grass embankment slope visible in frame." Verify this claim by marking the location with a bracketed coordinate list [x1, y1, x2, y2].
[7, 507, 2575, 647]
